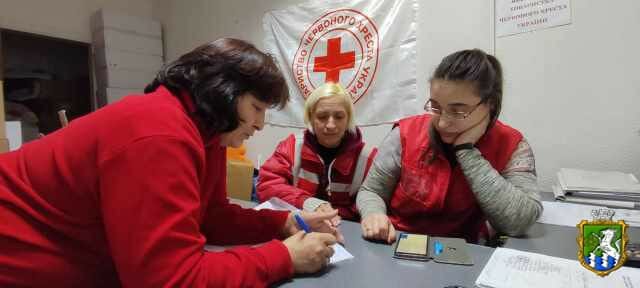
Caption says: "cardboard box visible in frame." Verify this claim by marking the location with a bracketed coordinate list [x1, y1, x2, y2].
[95, 48, 163, 73]
[1, 80, 8, 152]
[96, 67, 155, 89]
[93, 28, 163, 56]
[226, 160, 254, 201]
[91, 9, 162, 38]
[0, 80, 6, 139]
[0, 138, 8, 153]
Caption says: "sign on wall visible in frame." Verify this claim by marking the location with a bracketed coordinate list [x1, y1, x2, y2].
[496, 0, 572, 37]
[263, 0, 418, 127]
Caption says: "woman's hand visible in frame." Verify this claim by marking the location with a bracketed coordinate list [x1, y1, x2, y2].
[454, 114, 491, 146]
[282, 210, 345, 244]
[315, 203, 341, 227]
[283, 231, 336, 274]
[361, 213, 396, 244]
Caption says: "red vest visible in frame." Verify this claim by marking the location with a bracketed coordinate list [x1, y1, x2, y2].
[388, 114, 522, 242]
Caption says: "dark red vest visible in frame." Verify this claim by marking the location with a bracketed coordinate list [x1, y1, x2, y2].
[388, 114, 522, 243]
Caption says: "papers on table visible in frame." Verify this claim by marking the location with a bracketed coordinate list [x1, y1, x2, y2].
[475, 248, 640, 288]
[329, 243, 354, 263]
[558, 168, 640, 194]
[538, 201, 640, 227]
[205, 241, 354, 265]
[554, 169, 640, 209]
[253, 197, 300, 212]
[553, 185, 640, 209]
[253, 197, 354, 264]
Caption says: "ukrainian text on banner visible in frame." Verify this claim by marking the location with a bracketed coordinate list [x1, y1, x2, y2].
[263, 0, 418, 127]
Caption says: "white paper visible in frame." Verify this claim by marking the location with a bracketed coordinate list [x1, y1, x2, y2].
[495, 0, 571, 37]
[6, 121, 22, 151]
[558, 168, 640, 193]
[253, 197, 300, 212]
[553, 185, 640, 210]
[205, 242, 353, 264]
[330, 243, 354, 263]
[476, 248, 640, 288]
[253, 197, 354, 264]
[537, 201, 640, 228]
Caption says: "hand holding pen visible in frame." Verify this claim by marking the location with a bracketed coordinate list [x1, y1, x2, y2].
[283, 210, 345, 244]
[283, 212, 339, 274]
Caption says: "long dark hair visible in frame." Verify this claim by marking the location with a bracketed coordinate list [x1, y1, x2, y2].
[145, 38, 289, 137]
[426, 49, 503, 163]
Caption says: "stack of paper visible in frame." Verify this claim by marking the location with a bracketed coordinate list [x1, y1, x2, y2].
[537, 201, 640, 228]
[553, 168, 640, 209]
[475, 248, 640, 288]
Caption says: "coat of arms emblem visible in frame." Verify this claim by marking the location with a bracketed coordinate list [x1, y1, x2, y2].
[577, 208, 628, 276]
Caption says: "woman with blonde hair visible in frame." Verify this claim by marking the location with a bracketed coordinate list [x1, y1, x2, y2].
[258, 82, 377, 225]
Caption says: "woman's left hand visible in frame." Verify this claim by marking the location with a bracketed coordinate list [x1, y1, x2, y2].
[283, 210, 345, 244]
[315, 203, 342, 227]
[454, 114, 491, 146]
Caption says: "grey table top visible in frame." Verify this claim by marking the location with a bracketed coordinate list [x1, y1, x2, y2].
[504, 193, 640, 260]
[229, 197, 640, 287]
[275, 220, 492, 288]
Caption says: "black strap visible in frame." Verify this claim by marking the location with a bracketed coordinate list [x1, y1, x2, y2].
[453, 143, 474, 152]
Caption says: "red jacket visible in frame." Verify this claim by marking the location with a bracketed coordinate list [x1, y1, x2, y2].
[388, 114, 522, 243]
[0, 86, 293, 287]
[257, 129, 377, 220]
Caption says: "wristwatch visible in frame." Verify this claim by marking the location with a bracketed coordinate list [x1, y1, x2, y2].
[453, 143, 474, 152]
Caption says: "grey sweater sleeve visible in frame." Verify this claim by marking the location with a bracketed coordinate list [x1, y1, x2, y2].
[456, 138, 542, 236]
[356, 128, 402, 218]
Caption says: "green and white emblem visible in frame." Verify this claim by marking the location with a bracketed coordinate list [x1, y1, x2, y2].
[577, 208, 628, 277]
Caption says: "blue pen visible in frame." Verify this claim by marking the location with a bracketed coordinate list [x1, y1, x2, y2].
[294, 213, 311, 233]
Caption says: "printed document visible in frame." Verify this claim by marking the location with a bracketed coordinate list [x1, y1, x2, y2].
[475, 248, 640, 288]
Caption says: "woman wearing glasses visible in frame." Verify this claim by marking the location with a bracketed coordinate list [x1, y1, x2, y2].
[356, 49, 542, 244]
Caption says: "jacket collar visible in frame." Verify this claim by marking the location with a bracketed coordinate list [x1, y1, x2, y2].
[155, 85, 220, 148]
[301, 127, 365, 175]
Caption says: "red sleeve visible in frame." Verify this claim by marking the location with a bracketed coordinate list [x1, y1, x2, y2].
[200, 198, 290, 245]
[99, 136, 292, 287]
[256, 135, 314, 208]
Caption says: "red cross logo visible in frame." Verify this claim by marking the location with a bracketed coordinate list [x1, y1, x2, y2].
[313, 37, 355, 83]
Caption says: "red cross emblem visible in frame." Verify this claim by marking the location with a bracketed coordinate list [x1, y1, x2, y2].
[313, 37, 355, 83]
[292, 9, 379, 102]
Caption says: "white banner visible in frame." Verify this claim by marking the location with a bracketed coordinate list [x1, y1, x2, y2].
[263, 0, 418, 127]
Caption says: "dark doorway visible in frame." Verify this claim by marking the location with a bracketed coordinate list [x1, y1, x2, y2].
[1, 29, 92, 143]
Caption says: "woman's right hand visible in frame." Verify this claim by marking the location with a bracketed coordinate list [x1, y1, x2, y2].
[361, 213, 396, 244]
[282, 231, 337, 274]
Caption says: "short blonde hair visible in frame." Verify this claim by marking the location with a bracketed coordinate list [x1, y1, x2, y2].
[303, 82, 356, 134]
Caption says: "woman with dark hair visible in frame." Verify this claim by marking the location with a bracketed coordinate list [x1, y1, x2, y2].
[0, 38, 340, 287]
[356, 49, 542, 244]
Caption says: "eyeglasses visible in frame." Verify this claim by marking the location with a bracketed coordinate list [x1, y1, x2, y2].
[424, 99, 483, 121]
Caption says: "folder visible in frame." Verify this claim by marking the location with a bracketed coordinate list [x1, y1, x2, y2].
[393, 233, 473, 265]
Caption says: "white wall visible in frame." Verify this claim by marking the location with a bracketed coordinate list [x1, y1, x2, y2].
[153, 1, 640, 190]
[496, 0, 640, 189]
[152, 0, 491, 167]
[0, 0, 154, 43]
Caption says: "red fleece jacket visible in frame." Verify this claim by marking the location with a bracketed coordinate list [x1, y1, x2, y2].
[0, 86, 293, 287]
